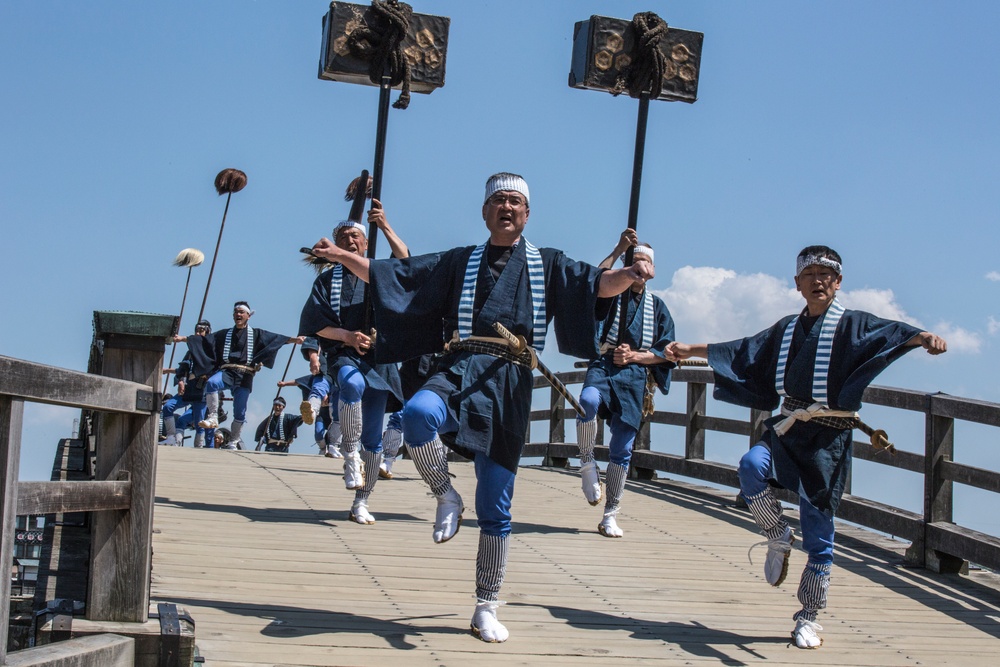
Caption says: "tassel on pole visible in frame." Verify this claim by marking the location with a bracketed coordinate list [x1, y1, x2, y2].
[164, 247, 206, 394]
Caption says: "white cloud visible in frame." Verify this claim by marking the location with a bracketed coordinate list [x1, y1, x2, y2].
[986, 271, 1000, 282]
[988, 316, 1000, 336]
[654, 266, 981, 354]
[930, 322, 982, 354]
[653, 266, 799, 342]
[838, 288, 919, 326]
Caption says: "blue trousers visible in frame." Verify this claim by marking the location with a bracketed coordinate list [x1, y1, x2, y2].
[163, 395, 218, 445]
[738, 444, 835, 564]
[578, 386, 638, 467]
[205, 371, 250, 423]
[298, 376, 337, 441]
[402, 390, 516, 537]
[336, 366, 386, 453]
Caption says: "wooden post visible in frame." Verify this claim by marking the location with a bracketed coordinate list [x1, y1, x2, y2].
[0, 396, 25, 664]
[87, 311, 177, 623]
[632, 420, 654, 480]
[748, 408, 769, 446]
[546, 387, 568, 468]
[923, 394, 963, 573]
[685, 381, 707, 461]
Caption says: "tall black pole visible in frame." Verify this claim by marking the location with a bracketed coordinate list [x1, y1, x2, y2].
[369, 74, 393, 261]
[198, 191, 232, 324]
[618, 92, 651, 336]
[274, 344, 298, 401]
[363, 73, 393, 334]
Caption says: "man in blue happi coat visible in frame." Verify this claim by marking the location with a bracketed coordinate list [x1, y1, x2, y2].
[253, 396, 303, 452]
[668, 245, 947, 649]
[177, 302, 301, 450]
[309, 172, 655, 643]
[576, 231, 675, 538]
[162, 319, 215, 447]
[299, 204, 409, 525]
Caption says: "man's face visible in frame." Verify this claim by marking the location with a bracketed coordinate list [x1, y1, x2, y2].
[272, 402, 285, 416]
[483, 190, 529, 244]
[195, 325, 209, 336]
[232, 308, 250, 327]
[335, 228, 368, 256]
[794, 264, 842, 314]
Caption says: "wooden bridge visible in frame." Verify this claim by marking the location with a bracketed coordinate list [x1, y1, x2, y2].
[2, 311, 1000, 665]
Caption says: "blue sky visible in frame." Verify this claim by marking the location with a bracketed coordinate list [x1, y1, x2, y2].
[2, 2, 998, 530]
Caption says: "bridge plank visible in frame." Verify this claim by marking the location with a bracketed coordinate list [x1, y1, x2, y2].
[150, 448, 1000, 666]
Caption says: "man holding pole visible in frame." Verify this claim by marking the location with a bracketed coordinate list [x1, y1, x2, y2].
[253, 397, 304, 453]
[309, 172, 653, 643]
[576, 230, 675, 538]
[299, 202, 409, 524]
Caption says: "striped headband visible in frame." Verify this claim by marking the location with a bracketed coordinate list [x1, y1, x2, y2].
[632, 245, 654, 265]
[796, 254, 842, 277]
[334, 220, 367, 238]
[484, 173, 530, 205]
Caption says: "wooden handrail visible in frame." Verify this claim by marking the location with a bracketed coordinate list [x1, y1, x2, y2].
[16, 480, 132, 516]
[0, 356, 155, 415]
[529, 369, 1000, 574]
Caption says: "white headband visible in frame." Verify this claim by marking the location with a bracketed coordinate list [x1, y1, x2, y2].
[334, 220, 367, 238]
[796, 254, 842, 276]
[234, 304, 254, 316]
[632, 245, 654, 266]
[484, 173, 530, 205]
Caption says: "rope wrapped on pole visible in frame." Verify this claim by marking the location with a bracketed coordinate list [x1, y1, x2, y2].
[346, 0, 414, 109]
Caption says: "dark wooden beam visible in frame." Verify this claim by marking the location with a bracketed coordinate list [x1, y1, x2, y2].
[0, 356, 153, 414]
[16, 480, 132, 515]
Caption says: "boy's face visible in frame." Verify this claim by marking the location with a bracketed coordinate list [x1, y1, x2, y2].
[795, 264, 842, 314]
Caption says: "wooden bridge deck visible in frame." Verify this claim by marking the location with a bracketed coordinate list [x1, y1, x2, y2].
[150, 447, 1000, 666]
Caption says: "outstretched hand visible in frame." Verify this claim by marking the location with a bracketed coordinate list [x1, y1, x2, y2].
[628, 259, 655, 285]
[916, 332, 948, 355]
[665, 341, 704, 362]
[312, 237, 341, 262]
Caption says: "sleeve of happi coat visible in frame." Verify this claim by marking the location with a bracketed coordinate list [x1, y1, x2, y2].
[299, 271, 343, 337]
[368, 250, 457, 364]
[708, 318, 793, 411]
[543, 249, 605, 360]
[251, 329, 292, 369]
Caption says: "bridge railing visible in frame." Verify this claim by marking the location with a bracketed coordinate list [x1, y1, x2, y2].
[524, 367, 1000, 574]
[0, 311, 176, 665]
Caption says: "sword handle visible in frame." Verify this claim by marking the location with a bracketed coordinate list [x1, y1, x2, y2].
[492, 322, 527, 354]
